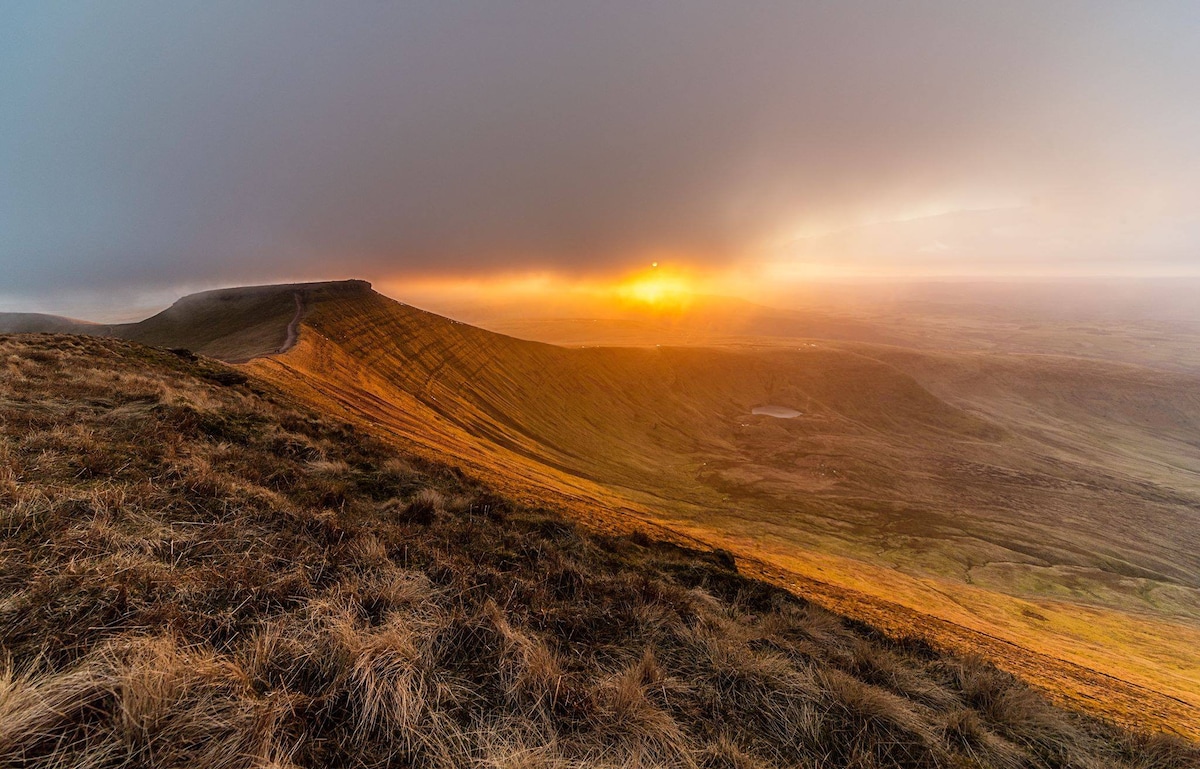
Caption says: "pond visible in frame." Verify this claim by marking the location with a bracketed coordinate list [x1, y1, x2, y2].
[751, 405, 801, 419]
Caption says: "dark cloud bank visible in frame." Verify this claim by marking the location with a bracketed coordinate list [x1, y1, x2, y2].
[2, 1, 1198, 296]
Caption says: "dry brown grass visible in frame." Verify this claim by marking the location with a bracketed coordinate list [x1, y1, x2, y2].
[0, 333, 1195, 768]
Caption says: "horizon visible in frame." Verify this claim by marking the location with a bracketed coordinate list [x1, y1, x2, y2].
[7, 273, 1200, 328]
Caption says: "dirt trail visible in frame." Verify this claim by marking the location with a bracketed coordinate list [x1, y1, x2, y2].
[280, 291, 304, 353]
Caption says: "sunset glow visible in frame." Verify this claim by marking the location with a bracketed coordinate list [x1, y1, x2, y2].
[381, 263, 729, 322]
[613, 265, 696, 309]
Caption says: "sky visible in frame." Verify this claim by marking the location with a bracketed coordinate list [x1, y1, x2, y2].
[3, 1, 1200, 314]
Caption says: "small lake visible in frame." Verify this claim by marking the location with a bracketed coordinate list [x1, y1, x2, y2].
[751, 405, 801, 419]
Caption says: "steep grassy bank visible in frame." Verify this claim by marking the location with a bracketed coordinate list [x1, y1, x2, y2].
[239, 284, 1200, 730]
[1, 334, 1192, 768]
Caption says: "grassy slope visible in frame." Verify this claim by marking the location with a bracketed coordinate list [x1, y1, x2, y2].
[262, 287, 1200, 606]
[10, 281, 1199, 734]
[237, 286, 1200, 730]
[7, 335, 1197, 767]
[0, 281, 360, 364]
[107, 282, 361, 363]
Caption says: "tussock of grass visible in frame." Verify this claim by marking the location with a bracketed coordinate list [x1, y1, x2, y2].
[0, 334, 1194, 768]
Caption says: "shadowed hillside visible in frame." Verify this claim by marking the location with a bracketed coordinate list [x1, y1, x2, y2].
[0, 313, 99, 335]
[1, 281, 367, 363]
[8, 334, 1197, 767]
[104, 282, 319, 362]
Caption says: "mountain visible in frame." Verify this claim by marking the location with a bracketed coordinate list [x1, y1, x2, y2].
[0, 312, 100, 335]
[1, 280, 362, 362]
[6, 333, 1194, 767]
[5, 279, 1200, 738]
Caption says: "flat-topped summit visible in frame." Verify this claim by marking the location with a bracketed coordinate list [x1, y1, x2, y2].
[169, 279, 373, 306]
[126, 280, 376, 362]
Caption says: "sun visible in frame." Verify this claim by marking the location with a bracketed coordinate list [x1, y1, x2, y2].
[613, 264, 695, 309]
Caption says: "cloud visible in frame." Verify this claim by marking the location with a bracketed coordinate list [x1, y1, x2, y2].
[2, 1, 1199, 297]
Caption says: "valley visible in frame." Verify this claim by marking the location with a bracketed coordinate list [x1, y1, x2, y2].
[6, 279, 1200, 736]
